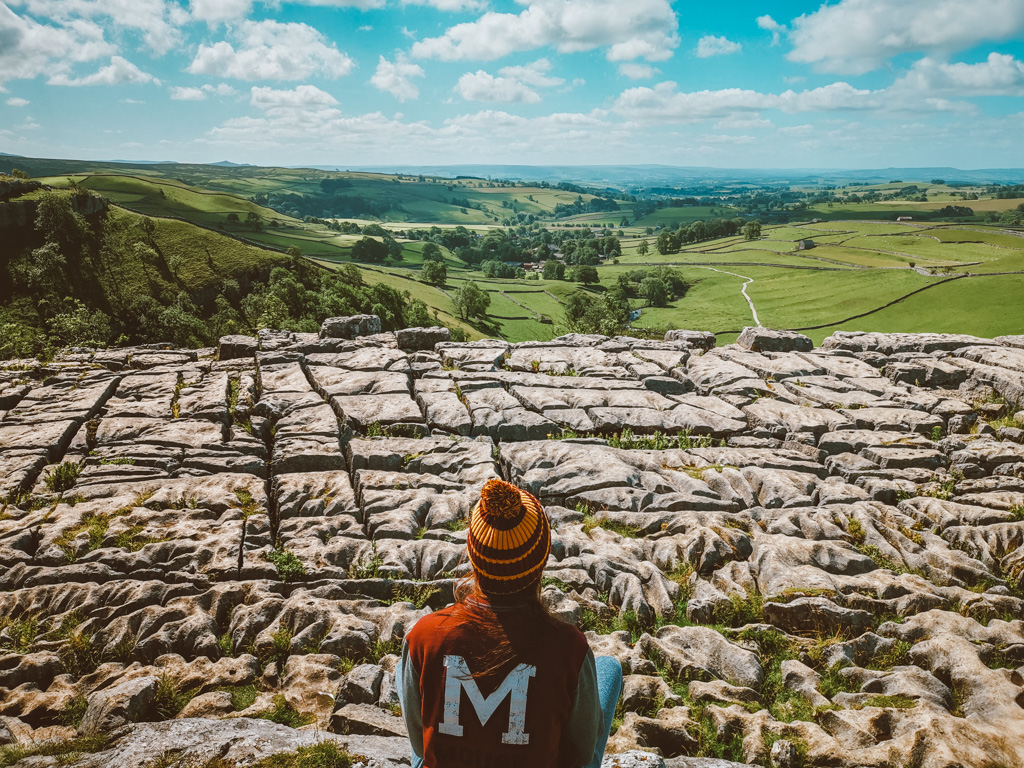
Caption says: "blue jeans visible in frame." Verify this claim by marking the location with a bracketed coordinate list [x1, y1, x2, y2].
[397, 656, 623, 768]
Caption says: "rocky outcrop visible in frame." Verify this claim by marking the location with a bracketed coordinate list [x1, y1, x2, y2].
[1, 323, 1024, 767]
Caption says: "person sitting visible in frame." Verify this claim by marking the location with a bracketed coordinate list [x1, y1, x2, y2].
[397, 478, 623, 768]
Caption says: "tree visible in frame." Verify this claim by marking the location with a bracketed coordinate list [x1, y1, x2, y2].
[452, 281, 490, 321]
[421, 242, 443, 262]
[743, 221, 762, 240]
[10, 168, 29, 179]
[405, 299, 433, 328]
[640, 277, 669, 307]
[655, 230, 674, 255]
[542, 260, 562, 280]
[563, 291, 629, 336]
[10, 243, 67, 295]
[245, 211, 262, 231]
[351, 237, 388, 263]
[571, 265, 599, 284]
[422, 260, 447, 287]
[35, 191, 86, 254]
[637, 238, 649, 257]
[47, 299, 112, 348]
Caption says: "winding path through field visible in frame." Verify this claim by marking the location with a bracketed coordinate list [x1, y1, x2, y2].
[693, 266, 760, 326]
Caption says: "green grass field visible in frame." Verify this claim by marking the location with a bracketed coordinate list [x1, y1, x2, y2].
[840, 235, 1010, 264]
[808, 274, 1024, 343]
[41, 174, 286, 227]
[13, 154, 1024, 346]
[633, 206, 741, 228]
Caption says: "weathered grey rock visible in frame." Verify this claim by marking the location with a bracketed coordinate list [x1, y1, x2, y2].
[396, 326, 450, 351]
[762, 597, 874, 636]
[664, 329, 716, 350]
[340, 663, 384, 705]
[79, 675, 158, 735]
[602, 751, 666, 768]
[621, 674, 684, 712]
[606, 706, 700, 757]
[69, 718, 405, 768]
[320, 314, 382, 339]
[770, 739, 799, 768]
[217, 335, 258, 361]
[780, 659, 831, 708]
[640, 626, 763, 689]
[330, 702, 408, 737]
[737, 327, 813, 353]
[663, 758, 756, 768]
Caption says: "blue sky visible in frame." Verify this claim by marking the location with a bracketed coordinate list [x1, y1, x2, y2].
[2, 0, 1024, 168]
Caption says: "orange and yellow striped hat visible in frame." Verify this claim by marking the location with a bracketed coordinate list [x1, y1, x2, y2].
[467, 479, 551, 595]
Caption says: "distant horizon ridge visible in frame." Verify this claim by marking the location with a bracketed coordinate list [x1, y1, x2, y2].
[3, 152, 1023, 186]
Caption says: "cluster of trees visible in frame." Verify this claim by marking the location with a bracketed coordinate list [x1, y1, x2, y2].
[553, 194, 621, 218]
[992, 203, 1024, 226]
[655, 218, 748, 254]
[406, 225, 475, 251]
[991, 185, 1024, 199]
[935, 205, 975, 217]
[453, 227, 554, 267]
[562, 290, 631, 336]
[561, 234, 620, 265]
[0, 191, 459, 360]
[348, 223, 404, 263]
[558, 265, 690, 335]
[614, 267, 690, 307]
[255, 190, 399, 220]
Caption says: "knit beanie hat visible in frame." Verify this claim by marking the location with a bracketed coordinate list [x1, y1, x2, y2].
[467, 479, 551, 596]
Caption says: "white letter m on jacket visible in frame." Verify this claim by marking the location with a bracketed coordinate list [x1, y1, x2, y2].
[438, 655, 536, 745]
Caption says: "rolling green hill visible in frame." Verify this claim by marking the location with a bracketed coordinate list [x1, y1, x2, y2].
[3, 157, 1023, 359]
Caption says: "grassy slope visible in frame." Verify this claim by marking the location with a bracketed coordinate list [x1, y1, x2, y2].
[15, 156, 1024, 344]
[3, 204, 282, 327]
[807, 274, 1024, 343]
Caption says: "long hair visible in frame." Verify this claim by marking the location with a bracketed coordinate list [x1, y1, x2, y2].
[447, 566, 566, 681]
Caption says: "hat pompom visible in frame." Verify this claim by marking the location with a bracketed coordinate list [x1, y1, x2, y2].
[479, 478, 522, 521]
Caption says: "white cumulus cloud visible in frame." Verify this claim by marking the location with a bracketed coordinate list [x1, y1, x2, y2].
[170, 83, 237, 100]
[498, 59, 563, 87]
[190, 0, 385, 23]
[190, 0, 252, 23]
[188, 20, 355, 80]
[412, 0, 679, 62]
[402, 0, 486, 10]
[455, 59, 564, 103]
[618, 63, 657, 79]
[787, 0, 1024, 74]
[49, 56, 159, 86]
[0, 4, 115, 87]
[370, 55, 425, 101]
[696, 35, 741, 58]
[455, 71, 541, 103]
[250, 84, 339, 112]
[12, 0, 183, 55]
[612, 80, 885, 123]
[756, 14, 785, 45]
[893, 53, 1024, 97]
[6, 96, 30, 106]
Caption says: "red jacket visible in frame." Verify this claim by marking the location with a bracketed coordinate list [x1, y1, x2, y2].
[401, 599, 600, 768]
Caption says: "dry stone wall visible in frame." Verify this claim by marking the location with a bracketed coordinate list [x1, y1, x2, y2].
[2, 322, 1024, 767]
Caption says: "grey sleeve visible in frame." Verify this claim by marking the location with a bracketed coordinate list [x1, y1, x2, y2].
[564, 648, 602, 767]
[399, 639, 425, 758]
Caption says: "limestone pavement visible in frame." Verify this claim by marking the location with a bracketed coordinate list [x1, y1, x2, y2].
[1, 318, 1024, 767]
